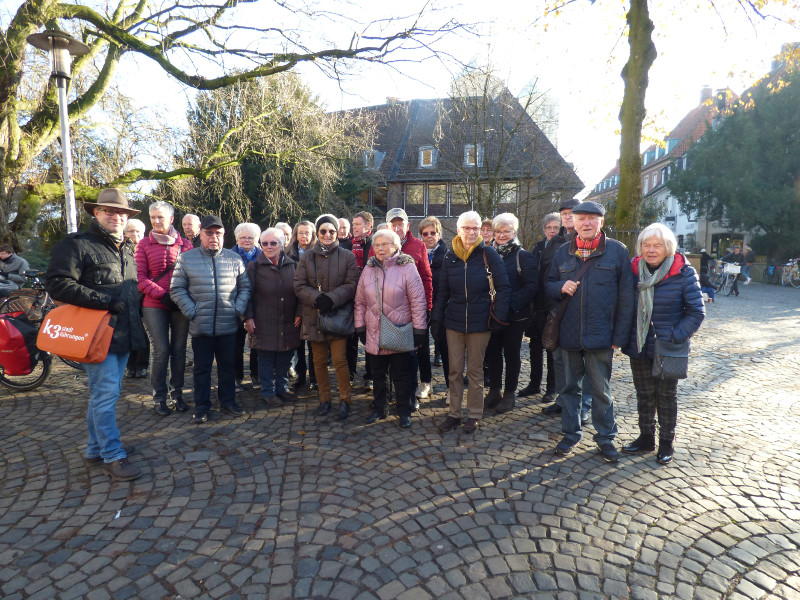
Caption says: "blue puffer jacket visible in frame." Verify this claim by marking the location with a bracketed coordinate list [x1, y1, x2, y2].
[622, 253, 705, 359]
[496, 244, 538, 322]
[545, 233, 635, 351]
[432, 240, 510, 333]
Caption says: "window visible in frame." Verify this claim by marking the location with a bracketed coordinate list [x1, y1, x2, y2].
[372, 186, 387, 210]
[405, 184, 424, 216]
[419, 146, 437, 168]
[499, 183, 517, 206]
[450, 184, 471, 214]
[428, 184, 447, 216]
[643, 177, 649, 195]
[464, 144, 484, 167]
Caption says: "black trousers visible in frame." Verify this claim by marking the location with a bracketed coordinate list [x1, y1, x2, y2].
[434, 326, 449, 387]
[370, 352, 414, 416]
[486, 320, 527, 393]
[235, 323, 258, 382]
[629, 356, 678, 442]
[295, 341, 316, 384]
[528, 310, 555, 393]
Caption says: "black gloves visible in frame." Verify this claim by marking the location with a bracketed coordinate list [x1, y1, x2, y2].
[356, 328, 367, 345]
[107, 297, 126, 315]
[314, 293, 334, 314]
[429, 320, 441, 340]
[160, 295, 178, 311]
[414, 332, 427, 349]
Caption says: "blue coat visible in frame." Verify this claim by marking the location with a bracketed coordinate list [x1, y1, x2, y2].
[622, 254, 705, 359]
[432, 241, 511, 333]
[545, 233, 635, 351]
[498, 245, 539, 322]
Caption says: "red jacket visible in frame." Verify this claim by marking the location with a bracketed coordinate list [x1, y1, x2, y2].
[135, 233, 194, 309]
[369, 230, 433, 310]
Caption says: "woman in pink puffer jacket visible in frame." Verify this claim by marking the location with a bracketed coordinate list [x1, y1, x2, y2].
[355, 229, 427, 429]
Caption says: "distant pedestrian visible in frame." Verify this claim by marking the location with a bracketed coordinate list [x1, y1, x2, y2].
[720, 246, 746, 297]
[0, 243, 30, 297]
[743, 245, 755, 284]
[182, 214, 201, 248]
[622, 224, 705, 464]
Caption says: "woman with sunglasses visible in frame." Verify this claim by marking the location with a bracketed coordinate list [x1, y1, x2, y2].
[244, 228, 301, 408]
[294, 214, 359, 420]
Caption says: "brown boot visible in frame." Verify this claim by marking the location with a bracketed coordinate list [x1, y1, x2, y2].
[494, 391, 516, 414]
[102, 459, 140, 482]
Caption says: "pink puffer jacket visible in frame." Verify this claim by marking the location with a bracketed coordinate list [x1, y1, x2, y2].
[136, 233, 194, 309]
[354, 252, 428, 355]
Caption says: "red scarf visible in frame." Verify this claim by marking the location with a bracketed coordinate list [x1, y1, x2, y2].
[351, 236, 368, 271]
[575, 232, 602, 259]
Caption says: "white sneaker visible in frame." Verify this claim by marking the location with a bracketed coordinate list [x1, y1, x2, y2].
[745, 277, 751, 285]
[288, 367, 297, 380]
[416, 382, 431, 398]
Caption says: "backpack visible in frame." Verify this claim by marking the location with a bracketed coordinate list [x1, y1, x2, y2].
[0, 312, 39, 376]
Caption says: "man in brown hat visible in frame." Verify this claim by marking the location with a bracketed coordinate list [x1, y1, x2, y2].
[45, 188, 148, 482]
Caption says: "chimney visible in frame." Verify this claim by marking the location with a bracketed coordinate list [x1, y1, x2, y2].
[700, 86, 712, 104]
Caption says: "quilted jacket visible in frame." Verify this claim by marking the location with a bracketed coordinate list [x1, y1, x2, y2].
[545, 233, 635, 351]
[135, 232, 194, 309]
[170, 246, 251, 337]
[432, 240, 511, 334]
[370, 231, 433, 310]
[354, 252, 428, 355]
[622, 253, 705, 360]
[244, 252, 301, 352]
[497, 244, 539, 322]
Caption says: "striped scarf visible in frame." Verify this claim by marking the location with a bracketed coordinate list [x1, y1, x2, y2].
[636, 256, 675, 352]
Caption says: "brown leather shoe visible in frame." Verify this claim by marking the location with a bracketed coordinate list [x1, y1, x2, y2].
[438, 415, 462, 432]
[463, 418, 480, 433]
[102, 459, 140, 481]
[84, 446, 136, 468]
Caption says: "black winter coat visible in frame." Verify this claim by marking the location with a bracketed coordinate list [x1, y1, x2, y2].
[45, 219, 147, 353]
[428, 239, 447, 302]
[545, 233, 635, 351]
[623, 254, 705, 360]
[497, 245, 538, 322]
[245, 252, 301, 352]
[432, 241, 510, 333]
[531, 233, 567, 311]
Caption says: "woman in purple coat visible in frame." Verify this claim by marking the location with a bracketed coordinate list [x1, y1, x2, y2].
[355, 229, 428, 429]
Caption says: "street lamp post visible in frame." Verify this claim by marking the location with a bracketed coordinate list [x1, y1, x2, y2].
[27, 30, 90, 234]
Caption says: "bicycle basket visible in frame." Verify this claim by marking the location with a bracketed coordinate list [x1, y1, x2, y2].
[723, 264, 741, 275]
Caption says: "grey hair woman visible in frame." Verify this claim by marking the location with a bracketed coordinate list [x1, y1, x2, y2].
[621, 223, 705, 464]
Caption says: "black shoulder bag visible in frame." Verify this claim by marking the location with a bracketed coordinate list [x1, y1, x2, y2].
[541, 256, 597, 351]
[310, 253, 354, 337]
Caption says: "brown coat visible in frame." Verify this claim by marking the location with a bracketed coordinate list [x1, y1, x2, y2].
[244, 252, 301, 352]
[294, 241, 359, 343]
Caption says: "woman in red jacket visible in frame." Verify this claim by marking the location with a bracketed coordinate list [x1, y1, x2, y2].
[135, 201, 194, 416]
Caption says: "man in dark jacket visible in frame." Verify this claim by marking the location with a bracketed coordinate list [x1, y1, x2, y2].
[0, 243, 30, 297]
[45, 189, 148, 481]
[720, 246, 747, 296]
[171, 215, 252, 423]
[546, 201, 635, 463]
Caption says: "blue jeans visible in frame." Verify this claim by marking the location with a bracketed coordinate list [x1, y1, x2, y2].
[741, 265, 751, 279]
[192, 333, 237, 413]
[257, 349, 294, 397]
[84, 352, 129, 463]
[560, 349, 618, 446]
[553, 348, 591, 413]
[142, 307, 189, 402]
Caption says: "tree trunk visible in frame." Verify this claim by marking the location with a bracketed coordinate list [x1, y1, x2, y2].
[616, 0, 657, 231]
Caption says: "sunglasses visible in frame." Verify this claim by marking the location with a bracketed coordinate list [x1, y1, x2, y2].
[318, 229, 336, 236]
[262, 241, 280, 247]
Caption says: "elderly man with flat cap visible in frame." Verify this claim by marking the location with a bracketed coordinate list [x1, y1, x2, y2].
[45, 188, 148, 482]
[545, 201, 634, 463]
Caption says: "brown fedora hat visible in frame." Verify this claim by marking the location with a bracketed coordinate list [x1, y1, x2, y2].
[83, 188, 140, 217]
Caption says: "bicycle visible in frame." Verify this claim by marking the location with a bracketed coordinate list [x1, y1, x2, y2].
[762, 258, 781, 285]
[707, 260, 725, 290]
[0, 270, 84, 390]
[717, 262, 740, 296]
[782, 258, 800, 288]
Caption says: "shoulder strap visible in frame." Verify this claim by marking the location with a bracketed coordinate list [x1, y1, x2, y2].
[554, 255, 598, 317]
[516, 249, 522, 275]
[152, 256, 179, 285]
[482, 249, 497, 302]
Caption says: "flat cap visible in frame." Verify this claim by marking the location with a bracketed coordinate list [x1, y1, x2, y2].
[571, 201, 605, 217]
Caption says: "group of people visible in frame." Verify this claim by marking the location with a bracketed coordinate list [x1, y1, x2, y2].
[42, 188, 705, 482]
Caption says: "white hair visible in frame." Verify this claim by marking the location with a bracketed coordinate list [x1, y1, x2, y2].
[125, 218, 146, 233]
[635, 223, 677, 257]
[456, 210, 482, 229]
[261, 227, 286, 247]
[148, 201, 174, 216]
[371, 228, 401, 250]
[183, 213, 200, 224]
[234, 222, 261, 241]
[492, 212, 519, 233]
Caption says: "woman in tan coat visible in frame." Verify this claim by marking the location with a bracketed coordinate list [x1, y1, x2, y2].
[294, 215, 359, 420]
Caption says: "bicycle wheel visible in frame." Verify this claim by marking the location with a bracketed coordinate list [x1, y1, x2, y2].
[0, 354, 52, 391]
[790, 267, 800, 289]
[59, 356, 85, 371]
[722, 275, 734, 296]
[0, 290, 48, 322]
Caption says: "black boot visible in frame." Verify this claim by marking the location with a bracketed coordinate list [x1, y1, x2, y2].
[656, 440, 674, 464]
[364, 410, 387, 424]
[517, 383, 540, 397]
[155, 400, 171, 416]
[484, 388, 502, 412]
[494, 391, 516, 414]
[318, 401, 331, 416]
[336, 402, 350, 420]
[622, 433, 656, 453]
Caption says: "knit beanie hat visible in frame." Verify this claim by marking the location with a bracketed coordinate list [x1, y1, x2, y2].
[315, 214, 339, 234]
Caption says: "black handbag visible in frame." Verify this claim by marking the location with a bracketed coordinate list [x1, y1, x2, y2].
[310, 255, 354, 337]
[651, 335, 690, 380]
[482, 250, 509, 331]
[541, 256, 597, 351]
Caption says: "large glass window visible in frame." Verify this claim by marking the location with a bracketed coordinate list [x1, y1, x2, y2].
[372, 186, 387, 210]
[419, 146, 437, 168]
[405, 184, 424, 216]
[428, 184, 447, 216]
[499, 183, 517, 206]
[450, 183, 471, 215]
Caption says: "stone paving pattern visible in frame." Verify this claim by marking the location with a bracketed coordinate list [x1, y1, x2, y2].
[1, 282, 800, 599]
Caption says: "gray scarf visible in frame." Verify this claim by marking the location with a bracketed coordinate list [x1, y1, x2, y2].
[636, 256, 674, 352]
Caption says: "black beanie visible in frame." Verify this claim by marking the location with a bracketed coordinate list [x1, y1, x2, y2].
[315, 214, 339, 234]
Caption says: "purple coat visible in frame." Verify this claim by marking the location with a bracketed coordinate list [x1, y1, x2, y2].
[354, 252, 428, 355]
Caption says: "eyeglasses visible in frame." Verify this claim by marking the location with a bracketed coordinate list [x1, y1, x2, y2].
[460, 226, 480, 233]
[374, 242, 393, 249]
[318, 229, 336, 236]
[201, 229, 224, 237]
[263, 241, 280, 247]
[421, 231, 438, 237]
[99, 208, 129, 217]
[494, 230, 515, 237]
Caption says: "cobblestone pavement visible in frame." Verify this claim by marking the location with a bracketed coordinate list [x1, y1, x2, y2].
[2, 282, 800, 599]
